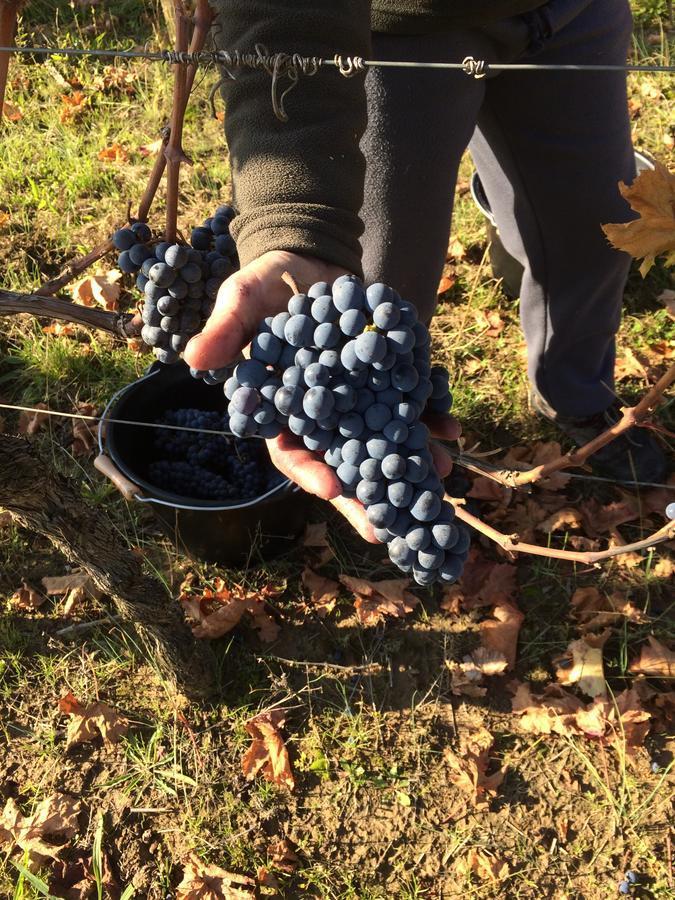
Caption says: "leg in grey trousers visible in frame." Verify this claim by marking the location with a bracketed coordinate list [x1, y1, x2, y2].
[360, 0, 635, 419]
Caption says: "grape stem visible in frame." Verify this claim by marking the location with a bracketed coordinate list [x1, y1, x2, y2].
[164, 1, 192, 244]
[0, 287, 142, 339]
[38, 0, 216, 294]
[458, 361, 675, 489]
[0, 0, 21, 123]
[281, 270, 304, 295]
[450, 494, 675, 564]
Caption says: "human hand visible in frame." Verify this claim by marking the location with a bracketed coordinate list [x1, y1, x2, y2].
[184, 251, 461, 542]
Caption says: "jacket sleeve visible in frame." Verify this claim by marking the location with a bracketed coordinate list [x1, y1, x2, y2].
[214, 1, 372, 276]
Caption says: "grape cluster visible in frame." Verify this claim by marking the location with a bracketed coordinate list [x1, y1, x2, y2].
[149, 407, 283, 501]
[222, 275, 469, 585]
[111, 205, 238, 366]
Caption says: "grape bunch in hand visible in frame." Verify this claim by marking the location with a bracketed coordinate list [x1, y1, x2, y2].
[215, 273, 469, 586]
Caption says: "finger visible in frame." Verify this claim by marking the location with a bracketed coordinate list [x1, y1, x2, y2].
[424, 413, 462, 443]
[183, 274, 260, 371]
[429, 440, 453, 479]
[266, 433, 342, 500]
[330, 495, 379, 543]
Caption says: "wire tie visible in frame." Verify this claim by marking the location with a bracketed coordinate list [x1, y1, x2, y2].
[462, 56, 488, 78]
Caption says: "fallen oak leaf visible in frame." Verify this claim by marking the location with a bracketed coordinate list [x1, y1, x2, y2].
[71, 273, 121, 311]
[301, 568, 339, 617]
[71, 402, 99, 457]
[2, 100, 23, 121]
[602, 161, 675, 275]
[10, 581, 46, 610]
[97, 142, 128, 163]
[554, 635, 609, 700]
[510, 681, 583, 736]
[339, 574, 420, 625]
[479, 602, 524, 671]
[443, 726, 505, 808]
[181, 594, 250, 639]
[18, 402, 49, 435]
[268, 836, 299, 873]
[242, 709, 295, 790]
[0, 794, 80, 865]
[629, 635, 675, 678]
[457, 849, 510, 883]
[176, 852, 256, 899]
[537, 507, 584, 533]
[58, 692, 128, 749]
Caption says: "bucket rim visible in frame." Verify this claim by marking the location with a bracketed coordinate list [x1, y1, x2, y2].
[98, 367, 297, 512]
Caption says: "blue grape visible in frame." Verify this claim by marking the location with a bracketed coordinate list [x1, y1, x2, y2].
[168, 278, 188, 299]
[284, 314, 315, 347]
[303, 386, 335, 420]
[333, 277, 365, 312]
[339, 308, 367, 337]
[304, 362, 330, 387]
[383, 420, 409, 444]
[303, 431, 332, 452]
[319, 349, 342, 372]
[112, 228, 136, 251]
[355, 331, 387, 364]
[129, 243, 152, 267]
[118, 250, 137, 274]
[314, 322, 340, 349]
[253, 402, 276, 425]
[341, 438, 367, 466]
[452, 527, 471, 555]
[381, 453, 406, 480]
[295, 347, 320, 368]
[364, 403, 391, 431]
[311, 295, 338, 323]
[366, 502, 396, 528]
[164, 244, 190, 268]
[368, 370, 391, 392]
[282, 366, 304, 388]
[307, 281, 331, 299]
[356, 480, 385, 506]
[354, 389, 376, 414]
[386, 327, 415, 354]
[391, 363, 419, 392]
[229, 412, 256, 437]
[338, 412, 365, 439]
[337, 462, 360, 490]
[288, 293, 312, 316]
[359, 457, 382, 481]
[324, 439, 344, 468]
[274, 385, 304, 416]
[410, 490, 442, 523]
[251, 332, 282, 364]
[157, 296, 179, 316]
[417, 546, 444, 570]
[271, 311, 291, 339]
[395, 401, 420, 425]
[288, 412, 316, 436]
[388, 481, 413, 508]
[665, 502, 675, 520]
[406, 525, 430, 551]
[431, 522, 458, 550]
[388, 536, 415, 567]
[235, 360, 268, 388]
[260, 377, 282, 402]
[365, 282, 394, 312]
[331, 382, 357, 413]
[388, 511, 412, 537]
[229, 386, 260, 415]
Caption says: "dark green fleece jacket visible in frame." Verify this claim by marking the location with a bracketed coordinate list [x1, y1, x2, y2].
[214, 1, 545, 276]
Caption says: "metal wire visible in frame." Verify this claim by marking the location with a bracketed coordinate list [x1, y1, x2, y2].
[1, 44, 674, 75]
[3, 401, 673, 491]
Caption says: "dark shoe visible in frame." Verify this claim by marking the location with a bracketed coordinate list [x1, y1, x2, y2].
[530, 390, 668, 483]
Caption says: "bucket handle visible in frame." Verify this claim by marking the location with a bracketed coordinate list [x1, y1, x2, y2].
[94, 453, 143, 502]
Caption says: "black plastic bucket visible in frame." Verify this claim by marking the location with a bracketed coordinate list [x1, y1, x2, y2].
[469, 149, 655, 298]
[96, 363, 310, 565]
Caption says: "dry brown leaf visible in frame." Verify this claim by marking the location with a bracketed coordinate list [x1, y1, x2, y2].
[98, 142, 128, 163]
[437, 274, 456, 294]
[339, 574, 420, 625]
[479, 602, 524, 670]
[467, 476, 511, 504]
[448, 236, 465, 260]
[71, 273, 121, 311]
[473, 308, 504, 337]
[42, 572, 100, 616]
[180, 581, 279, 643]
[629, 635, 675, 678]
[0, 794, 80, 865]
[439, 584, 462, 616]
[615, 347, 649, 381]
[580, 496, 640, 536]
[301, 568, 339, 617]
[570, 587, 648, 631]
[18, 402, 49, 435]
[71, 402, 98, 457]
[444, 726, 505, 809]
[511, 681, 583, 735]
[303, 522, 329, 547]
[602, 161, 675, 275]
[59, 90, 87, 123]
[10, 581, 46, 610]
[177, 852, 256, 899]
[242, 709, 295, 790]
[268, 837, 299, 873]
[49, 850, 119, 900]
[454, 548, 518, 608]
[138, 137, 164, 157]
[458, 849, 510, 883]
[58, 692, 128, 749]
[446, 661, 488, 698]
[555, 637, 608, 699]
[2, 101, 23, 121]
[42, 322, 77, 337]
[657, 288, 675, 318]
[651, 556, 675, 579]
[470, 645, 508, 676]
[537, 507, 583, 533]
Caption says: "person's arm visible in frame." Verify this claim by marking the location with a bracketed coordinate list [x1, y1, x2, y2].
[219, 0, 372, 275]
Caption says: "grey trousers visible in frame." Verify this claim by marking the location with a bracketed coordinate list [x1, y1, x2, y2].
[360, 0, 635, 418]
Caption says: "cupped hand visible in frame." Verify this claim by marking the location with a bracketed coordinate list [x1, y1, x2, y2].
[184, 250, 461, 543]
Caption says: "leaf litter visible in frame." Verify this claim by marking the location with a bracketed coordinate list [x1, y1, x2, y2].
[0, 794, 81, 866]
[241, 709, 295, 790]
[58, 692, 128, 749]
